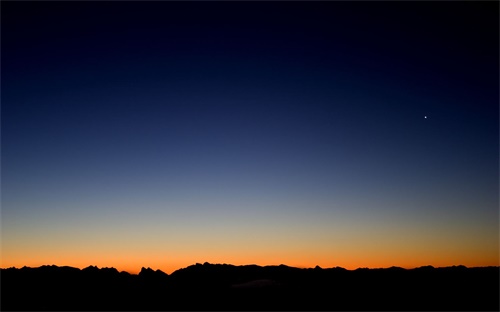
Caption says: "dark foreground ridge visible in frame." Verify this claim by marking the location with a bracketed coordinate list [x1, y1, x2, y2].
[2, 263, 499, 310]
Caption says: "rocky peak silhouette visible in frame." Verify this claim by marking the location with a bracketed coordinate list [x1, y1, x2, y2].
[139, 266, 168, 280]
[1, 263, 498, 311]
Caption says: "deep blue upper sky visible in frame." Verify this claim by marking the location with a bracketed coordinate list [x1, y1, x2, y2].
[2, 2, 498, 271]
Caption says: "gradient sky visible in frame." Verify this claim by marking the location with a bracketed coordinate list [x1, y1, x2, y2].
[2, 2, 498, 274]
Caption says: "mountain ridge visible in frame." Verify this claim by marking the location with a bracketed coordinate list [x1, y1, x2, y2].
[2, 262, 490, 276]
[2, 262, 498, 310]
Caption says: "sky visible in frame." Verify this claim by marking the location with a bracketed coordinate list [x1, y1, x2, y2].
[2, 2, 498, 274]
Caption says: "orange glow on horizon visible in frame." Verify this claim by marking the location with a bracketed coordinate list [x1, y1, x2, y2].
[2, 210, 498, 274]
[2, 252, 498, 275]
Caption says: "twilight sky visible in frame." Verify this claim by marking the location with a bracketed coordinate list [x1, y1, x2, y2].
[2, 2, 498, 274]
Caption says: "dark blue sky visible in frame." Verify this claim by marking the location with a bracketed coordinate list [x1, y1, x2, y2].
[2, 2, 498, 272]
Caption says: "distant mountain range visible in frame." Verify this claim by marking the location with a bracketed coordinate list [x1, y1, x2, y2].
[2, 263, 499, 310]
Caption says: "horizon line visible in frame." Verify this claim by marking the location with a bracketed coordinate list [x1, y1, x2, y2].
[3, 262, 498, 275]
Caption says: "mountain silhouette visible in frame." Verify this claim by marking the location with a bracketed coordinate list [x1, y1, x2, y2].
[1, 263, 498, 310]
